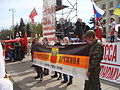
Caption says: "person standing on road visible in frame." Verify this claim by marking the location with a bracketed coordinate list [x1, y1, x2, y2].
[33, 38, 43, 81]
[84, 30, 104, 90]
[51, 37, 62, 80]
[42, 38, 49, 76]
[14, 40, 21, 61]
[61, 37, 73, 86]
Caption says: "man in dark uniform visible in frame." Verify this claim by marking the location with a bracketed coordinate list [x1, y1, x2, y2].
[63, 19, 69, 37]
[75, 18, 84, 40]
[33, 38, 43, 81]
[84, 30, 104, 90]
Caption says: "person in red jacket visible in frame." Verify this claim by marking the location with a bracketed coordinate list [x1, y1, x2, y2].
[95, 22, 103, 42]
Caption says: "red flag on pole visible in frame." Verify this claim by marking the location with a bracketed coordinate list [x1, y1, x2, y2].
[23, 32, 28, 49]
[29, 8, 38, 23]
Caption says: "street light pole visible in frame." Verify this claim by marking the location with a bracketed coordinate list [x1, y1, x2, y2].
[9, 8, 15, 38]
[9, 8, 15, 28]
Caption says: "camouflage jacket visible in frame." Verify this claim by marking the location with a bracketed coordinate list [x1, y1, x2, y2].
[88, 39, 104, 72]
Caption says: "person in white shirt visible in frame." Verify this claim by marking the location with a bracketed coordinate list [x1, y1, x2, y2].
[110, 17, 116, 31]
[0, 42, 13, 90]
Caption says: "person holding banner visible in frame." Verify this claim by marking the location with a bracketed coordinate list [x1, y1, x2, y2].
[33, 38, 43, 81]
[42, 38, 49, 76]
[0, 42, 13, 90]
[84, 30, 104, 90]
[51, 37, 62, 80]
[61, 37, 73, 86]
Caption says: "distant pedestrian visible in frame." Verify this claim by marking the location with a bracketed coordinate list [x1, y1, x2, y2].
[75, 18, 84, 40]
[63, 19, 69, 37]
[110, 17, 116, 31]
[27, 41, 31, 56]
[31, 39, 36, 62]
[95, 22, 103, 42]
[14, 40, 21, 61]
[84, 30, 104, 90]
[109, 17, 117, 43]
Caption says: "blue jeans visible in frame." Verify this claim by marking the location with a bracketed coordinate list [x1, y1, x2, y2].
[63, 74, 73, 83]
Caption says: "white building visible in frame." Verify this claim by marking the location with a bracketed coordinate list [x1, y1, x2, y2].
[94, 0, 120, 33]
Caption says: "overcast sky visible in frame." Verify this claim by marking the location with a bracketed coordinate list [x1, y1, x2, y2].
[0, 0, 94, 30]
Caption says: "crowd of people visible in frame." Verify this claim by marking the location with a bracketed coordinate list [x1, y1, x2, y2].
[30, 37, 74, 85]
[57, 17, 119, 43]
[0, 16, 119, 90]
[28, 17, 118, 89]
[28, 28, 104, 90]
[2, 39, 27, 62]
[56, 18, 90, 41]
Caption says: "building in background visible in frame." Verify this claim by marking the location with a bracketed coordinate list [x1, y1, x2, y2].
[94, 0, 120, 34]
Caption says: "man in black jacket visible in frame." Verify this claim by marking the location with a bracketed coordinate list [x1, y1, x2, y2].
[75, 18, 84, 40]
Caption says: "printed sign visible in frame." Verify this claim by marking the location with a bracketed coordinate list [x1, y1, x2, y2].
[43, 0, 56, 40]
[100, 43, 120, 84]
[33, 43, 120, 84]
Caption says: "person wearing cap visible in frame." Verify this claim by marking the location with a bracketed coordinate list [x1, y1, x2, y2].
[84, 30, 104, 90]
[110, 17, 116, 31]
[109, 17, 117, 43]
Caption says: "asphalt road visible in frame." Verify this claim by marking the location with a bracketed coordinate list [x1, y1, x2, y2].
[13, 84, 21, 90]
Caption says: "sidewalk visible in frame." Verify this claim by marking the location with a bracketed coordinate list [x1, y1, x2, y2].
[6, 56, 120, 90]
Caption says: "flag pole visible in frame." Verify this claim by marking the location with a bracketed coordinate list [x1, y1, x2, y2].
[91, 0, 96, 30]
[93, 12, 96, 31]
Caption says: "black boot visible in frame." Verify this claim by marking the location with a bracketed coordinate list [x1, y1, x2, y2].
[40, 74, 43, 81]
[34, 75, 40, 79]
[67, 82, 72, 86]
[51, 72, 58, 78]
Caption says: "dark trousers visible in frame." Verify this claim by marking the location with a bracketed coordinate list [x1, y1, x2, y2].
[31, 52, 33, 62]
[53, 71, 62, 78]
[7, 50, 14, 61]
[14, 47, 21, 61]
[69, 76, 73, 83]
[34, 65, 43, 79]
[84, 68, 101, 90]
[54, 71, 58, 76]
[64, 30, 69, 37]
[110, 35, 115, 43]
[44, 68, 49, 75]
[63, 74, 68, 82]
[63, 74, 73, 83]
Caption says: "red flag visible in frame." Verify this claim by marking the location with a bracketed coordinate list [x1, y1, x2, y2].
[23, 32, 28, 49]
[29, 8, 38, 22]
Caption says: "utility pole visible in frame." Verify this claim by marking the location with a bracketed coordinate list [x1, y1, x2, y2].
[9, 8, 15, 38]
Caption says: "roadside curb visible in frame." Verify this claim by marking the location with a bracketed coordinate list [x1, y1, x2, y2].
[9, 76, 22, 90]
